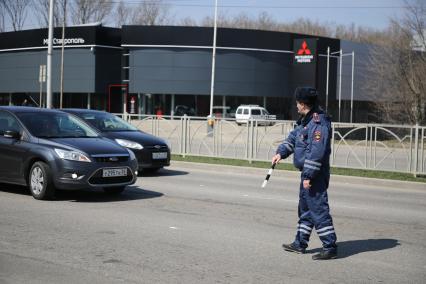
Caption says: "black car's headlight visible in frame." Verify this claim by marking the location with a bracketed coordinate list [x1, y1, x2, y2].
[115, 139, 143, 150]
[54, 148, 91, 163]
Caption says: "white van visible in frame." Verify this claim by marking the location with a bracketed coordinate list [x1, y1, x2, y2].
[235, 105, 276, 125]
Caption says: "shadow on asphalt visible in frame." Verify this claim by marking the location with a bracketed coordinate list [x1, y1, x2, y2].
[138, 168, 189, 177]
[307, 238, 400, 258]
[55, 186, 163, 202]
[0, 183, 163, 203]
[0, 183, 30, 196]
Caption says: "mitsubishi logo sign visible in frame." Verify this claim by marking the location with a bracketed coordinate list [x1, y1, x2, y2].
[294, 39, 316, 64]
[297, 41, 312, 55]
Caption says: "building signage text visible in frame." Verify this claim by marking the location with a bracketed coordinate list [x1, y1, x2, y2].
[43, 38, 85, 45]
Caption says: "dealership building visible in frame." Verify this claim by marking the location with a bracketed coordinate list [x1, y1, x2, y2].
[0, 24, 372, 121]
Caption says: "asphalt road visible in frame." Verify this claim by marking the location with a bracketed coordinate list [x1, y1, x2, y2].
[1, 162, 425, 283]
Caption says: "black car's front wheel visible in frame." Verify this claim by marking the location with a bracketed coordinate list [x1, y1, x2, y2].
[103, 186, 125, 195]
[29, 161, 55, 200]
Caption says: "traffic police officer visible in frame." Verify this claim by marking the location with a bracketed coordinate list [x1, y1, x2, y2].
[272, 87, 337, 260]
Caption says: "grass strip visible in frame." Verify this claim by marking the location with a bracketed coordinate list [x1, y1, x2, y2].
[171, 154, 426, 183]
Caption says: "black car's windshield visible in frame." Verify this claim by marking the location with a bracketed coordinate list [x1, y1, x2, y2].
[17, 112, 99, 138]
[79, 113, 138, 132]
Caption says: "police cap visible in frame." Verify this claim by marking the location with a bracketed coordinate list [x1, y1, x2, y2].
[294, 87, 318, 105]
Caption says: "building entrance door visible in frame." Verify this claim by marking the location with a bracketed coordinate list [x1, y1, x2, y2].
[108, 84, 128, 113]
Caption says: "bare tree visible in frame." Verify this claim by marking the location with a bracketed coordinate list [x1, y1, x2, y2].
[111, 0, 173, 27]
[178, 16, 198, 27]
[229, 12, 256, 29]
[367, 0, 426, 124]
[197, 11, 334, 37]
[199, 11, 278, 31]
[0, 2, 5, 32]
[187, 11, 393, 46]
[70, 0, 113, 25]
[279, 18, 332, 37]
[256, 11, 278, 31]
[112, 0, 130, 27]
[200, 11, 231, 28]
[32, 0, 68, 28]
[131, 0, 173, 26]
[2, 0, 30, 31]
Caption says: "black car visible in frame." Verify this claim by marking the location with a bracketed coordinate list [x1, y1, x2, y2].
[63, 109, 170, 172]
[0, 107, 138, 200]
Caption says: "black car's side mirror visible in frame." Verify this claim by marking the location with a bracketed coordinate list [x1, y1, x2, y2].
[4, 130, 21, 140]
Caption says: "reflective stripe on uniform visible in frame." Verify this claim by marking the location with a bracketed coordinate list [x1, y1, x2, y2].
[305, 159, 321, 167]
[318, 230, 335, 237]
[316, 226, 334, 232]
[298, 224, 312, 231]
[316, 226, 335, 237]
[298, 228, 311, 235]
[297, 224, 312, 235]
[304, 164, 320, 171]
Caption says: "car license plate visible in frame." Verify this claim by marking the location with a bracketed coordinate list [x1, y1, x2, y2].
[152, 152, 167, 159]
[102, 168, 127, 177]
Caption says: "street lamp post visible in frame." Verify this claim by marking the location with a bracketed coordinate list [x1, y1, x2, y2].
[209, 0, 218, 118]
[350, 51, 355, 123]
[338, 49, 343, 122]
[46, 0, 54, 109]
[60, 0, 67, 109]
[326, 46, 330, 112]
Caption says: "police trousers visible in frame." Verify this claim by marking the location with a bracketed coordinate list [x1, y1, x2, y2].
[294, 172, 337, 251]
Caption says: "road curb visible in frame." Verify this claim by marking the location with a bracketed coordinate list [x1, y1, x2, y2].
[170, 160, 426, 191]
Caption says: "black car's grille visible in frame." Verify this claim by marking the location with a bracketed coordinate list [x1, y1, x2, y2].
[135, 145, 169, 166]
[92, 155, 129, 163]
[145, 145, 168, 150]
[88, 168, 133, 185]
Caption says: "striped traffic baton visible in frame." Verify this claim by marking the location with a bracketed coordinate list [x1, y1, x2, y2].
[261, 162, 276, 188]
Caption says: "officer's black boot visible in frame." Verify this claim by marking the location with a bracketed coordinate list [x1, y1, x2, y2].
[282, 243, 306, 254]
[312, 249, 337, 260]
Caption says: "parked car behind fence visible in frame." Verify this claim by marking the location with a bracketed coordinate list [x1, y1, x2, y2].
[235, 105, 276, 125]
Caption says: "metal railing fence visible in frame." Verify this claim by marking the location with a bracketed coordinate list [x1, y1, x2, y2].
[123, 114, 426, 176]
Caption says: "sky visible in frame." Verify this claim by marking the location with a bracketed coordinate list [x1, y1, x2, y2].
[154, 0, 409, 30]
[5, 0, 412, 32]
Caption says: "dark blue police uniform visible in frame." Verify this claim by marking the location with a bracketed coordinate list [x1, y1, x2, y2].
[277, 108, 337, 253]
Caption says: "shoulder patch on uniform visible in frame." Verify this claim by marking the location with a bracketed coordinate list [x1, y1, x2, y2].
[314, 130, 321, 141]
[313, 113, 320, 123]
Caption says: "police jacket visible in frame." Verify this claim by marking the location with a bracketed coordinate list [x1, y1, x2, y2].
[276, 108, 331, 180]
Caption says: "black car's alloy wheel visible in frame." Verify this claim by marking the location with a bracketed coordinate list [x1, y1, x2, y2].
[29, 162, 55, 200]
